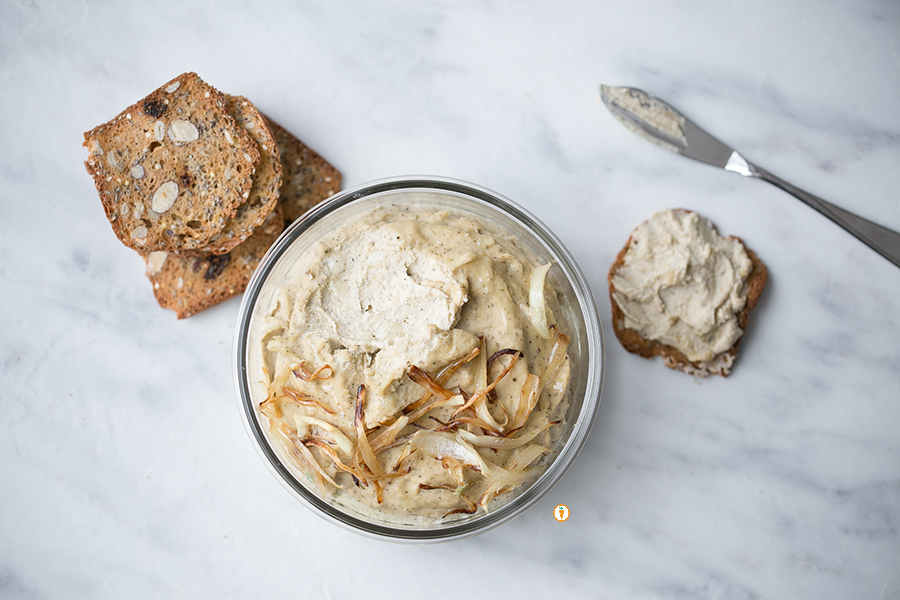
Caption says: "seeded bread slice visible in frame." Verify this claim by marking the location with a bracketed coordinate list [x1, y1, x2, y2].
[608, 213, 768, 377]
[264, 117, 341, 224]
[189, 95, 283, 256]
[84, 72, 260, 253]
[144, 203, 284, 319]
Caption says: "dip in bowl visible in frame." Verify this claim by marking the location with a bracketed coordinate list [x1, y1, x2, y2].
[234, 177, 603, 542]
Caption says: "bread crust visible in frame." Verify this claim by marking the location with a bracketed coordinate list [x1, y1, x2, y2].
[86, 74, 344, 318]
[608, 210, 767, 377]
[84, 72, 260, 253]
[181, 95, 283, 256]
[139, 114, 343, 318]
[264, 117, 342, 224]
[144, 203, 284, 319]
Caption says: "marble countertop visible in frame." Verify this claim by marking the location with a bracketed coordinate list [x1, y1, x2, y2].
[2, 1, 899, 597]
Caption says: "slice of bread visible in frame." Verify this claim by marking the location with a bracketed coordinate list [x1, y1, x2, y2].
[608, 211, 767, 377]
[84, 72, 260, 253]
[264, 117, 341, 224]
[191, 95, 283, 256]
[144, 203, 284, 319]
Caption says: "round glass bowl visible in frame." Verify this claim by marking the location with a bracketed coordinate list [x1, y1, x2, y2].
[233, 176, 603, 542]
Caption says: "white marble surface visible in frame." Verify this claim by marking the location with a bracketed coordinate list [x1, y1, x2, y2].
[2, 0, 899, 597]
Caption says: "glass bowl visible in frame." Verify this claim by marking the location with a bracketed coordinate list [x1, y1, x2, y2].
[233, 176, 603, 542]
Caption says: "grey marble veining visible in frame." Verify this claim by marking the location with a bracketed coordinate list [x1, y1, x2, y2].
[1, 0, 899, 598]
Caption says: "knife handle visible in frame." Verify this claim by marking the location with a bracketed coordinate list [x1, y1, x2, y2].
[749, 163, 900, 269]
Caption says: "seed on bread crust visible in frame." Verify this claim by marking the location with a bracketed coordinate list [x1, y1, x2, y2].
[168, 120, 199, 143]
[146, 251, 167, 275]
[151, 181, 179, 213]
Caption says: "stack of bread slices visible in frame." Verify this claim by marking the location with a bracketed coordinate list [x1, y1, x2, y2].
[84, 72, 341, 318]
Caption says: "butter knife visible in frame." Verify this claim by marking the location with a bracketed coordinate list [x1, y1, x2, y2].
[599, 84, 900, 269]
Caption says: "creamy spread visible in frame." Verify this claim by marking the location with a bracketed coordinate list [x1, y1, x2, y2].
[600, 85, 687, 153]
[253, 205, 571, 522]
[610, 209, 752, 363]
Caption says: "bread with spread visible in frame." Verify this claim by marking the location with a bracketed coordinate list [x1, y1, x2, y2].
[608, 209, 767, 377]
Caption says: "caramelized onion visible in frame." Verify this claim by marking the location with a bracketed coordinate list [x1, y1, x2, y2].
[402, 394, 430, 415]
[266, 362, 298, 400]
[458, 422, 557, 449]
[472, 394, 506, 432]
[259, 321, 569, 515]
[410, 431, 538, 487]
[486, 348, 523, 372]
[542, 332, 570, 393]
[443, 500, 477, 517]
[354, 385, 384, 478]
[485, 348, 521, 404]
[294, 414, 353, 455]
[270, 418, 341, 489]
[378, 433, 416, 454]
[508, 373, 541, 435]
[281, 386, 337, 415]
[305, 439, 368, 481]
[477, 483, 509, 512]
[430, 415, 502, 435]
[478, 444, 550, 511]
[407, 365, 455, 400]
[281, 387, 309, 399]
[440, 456, 467, 487]
[392, 443, 413, 472]
[410, 431, 483, 467]
[418, 483, 477, 517]
[370, 415, 409, 454]
[258, 395, 281, 420]
[404, 345, 482, 413]
[292, 361, 334, 382]
[529, 262, 552, 339]
[404, 393, 464, 424]
[436, 345, 482, 382]
[452, 350, 521, 418]
[419, 483, 455, 492]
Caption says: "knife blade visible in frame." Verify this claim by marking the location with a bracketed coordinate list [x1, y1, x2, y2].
[598, 84, 900, 269]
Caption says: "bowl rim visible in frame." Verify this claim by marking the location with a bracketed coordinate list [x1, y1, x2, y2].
[233, 175, 604, 542]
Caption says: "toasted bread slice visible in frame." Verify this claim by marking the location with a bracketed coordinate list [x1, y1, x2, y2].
[191, 95, 283, 256]
[144, 203, 284, 319]
[84, 72, 260, 253]
[608, 211, 767, 377]
[264, 117, 341, 224]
